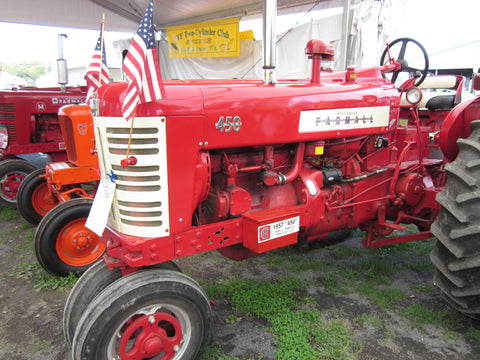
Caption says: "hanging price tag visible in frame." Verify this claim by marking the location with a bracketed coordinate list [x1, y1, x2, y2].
[85, 174, 116, 236]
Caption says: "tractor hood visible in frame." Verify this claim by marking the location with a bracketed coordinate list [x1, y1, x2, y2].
[97, 77, 399, 147]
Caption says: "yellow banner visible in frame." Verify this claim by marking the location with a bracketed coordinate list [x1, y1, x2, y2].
[166, 18, 240, 58]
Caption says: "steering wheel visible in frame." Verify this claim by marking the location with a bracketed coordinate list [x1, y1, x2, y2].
[380, 38, 429, 88]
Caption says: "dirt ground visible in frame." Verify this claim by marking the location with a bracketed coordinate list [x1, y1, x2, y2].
[0, 210, 479, 360]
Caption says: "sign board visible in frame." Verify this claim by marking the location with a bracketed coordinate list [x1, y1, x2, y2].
[166, 18, 240, 58]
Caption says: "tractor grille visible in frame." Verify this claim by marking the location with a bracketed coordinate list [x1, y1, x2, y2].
[0, 103, 17, 142]
[93, 116, 170, 237]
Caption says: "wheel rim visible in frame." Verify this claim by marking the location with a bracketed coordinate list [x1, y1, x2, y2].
[108, 304, 191, 360]
[55, 218, 105, 267]
[1, 173, 26, 200]
[32, 182, 57, 216]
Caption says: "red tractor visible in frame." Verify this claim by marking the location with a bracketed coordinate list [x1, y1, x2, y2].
[0, 86, 86, 208]
[62, 38, 480, 359]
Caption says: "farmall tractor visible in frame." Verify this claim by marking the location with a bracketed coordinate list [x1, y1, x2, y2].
[0, 86, 86, 208]
[16, 104, 103, 276]
[62, 38, 480, 359]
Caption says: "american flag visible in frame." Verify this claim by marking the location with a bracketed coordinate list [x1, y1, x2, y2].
[85, 29, 109, 104]
[122, 0, 165, 121]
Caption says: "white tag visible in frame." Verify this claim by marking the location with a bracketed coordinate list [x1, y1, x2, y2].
[258, 216, 300, 243]
[85, 177, 116, 236]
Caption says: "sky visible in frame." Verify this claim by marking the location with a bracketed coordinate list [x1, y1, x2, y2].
[0, 22, 131, 69]
[0, 0, 478, 85]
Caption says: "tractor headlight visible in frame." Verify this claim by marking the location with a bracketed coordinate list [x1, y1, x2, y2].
[0, 124, 8, 149]
[406, 87, 422, 105]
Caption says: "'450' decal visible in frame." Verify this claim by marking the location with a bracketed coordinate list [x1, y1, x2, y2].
[215, 116, 242, 132]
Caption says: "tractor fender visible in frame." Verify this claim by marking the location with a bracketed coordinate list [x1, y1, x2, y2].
[439, 95, 480, 162]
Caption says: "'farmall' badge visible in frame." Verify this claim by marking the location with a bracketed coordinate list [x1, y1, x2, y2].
[298, 106, 390, 133]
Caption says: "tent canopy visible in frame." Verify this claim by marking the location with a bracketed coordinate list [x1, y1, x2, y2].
[0, 0, 343, 32]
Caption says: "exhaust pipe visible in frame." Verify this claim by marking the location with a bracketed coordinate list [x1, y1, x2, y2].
[57, 34, 68, 92]
[263, 0, 277, 85]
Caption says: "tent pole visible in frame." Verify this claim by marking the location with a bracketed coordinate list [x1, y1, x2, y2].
[341, 0, 351, 70]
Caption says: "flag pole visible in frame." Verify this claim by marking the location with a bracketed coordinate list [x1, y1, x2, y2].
[98, 13, 106, 85]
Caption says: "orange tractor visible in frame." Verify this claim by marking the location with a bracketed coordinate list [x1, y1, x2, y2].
[17, 105, 104, 276]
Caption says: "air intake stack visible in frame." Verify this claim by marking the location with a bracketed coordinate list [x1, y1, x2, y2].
[305, 39, 335, 84]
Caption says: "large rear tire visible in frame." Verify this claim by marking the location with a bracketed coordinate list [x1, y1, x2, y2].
[63, 260, 182, 345]
[34, 198, 106, 276]
[17, 168, 59, 225]
[0, 159, 36, 208]
[430, 120, 480, 319]
[71, 269, 212, 360]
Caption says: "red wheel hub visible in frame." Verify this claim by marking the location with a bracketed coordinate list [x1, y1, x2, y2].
[32, 183, 58, 216]
[55, 218, 106, 267]
[1, 174, 25, 198]
[119, 313, 182, 360]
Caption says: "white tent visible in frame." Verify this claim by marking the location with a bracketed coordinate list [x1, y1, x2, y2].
[0, 0, 343, 31]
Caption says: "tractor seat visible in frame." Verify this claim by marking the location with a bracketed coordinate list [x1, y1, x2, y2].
[401, 75, 463, 110]
[419, 75, 462, 110]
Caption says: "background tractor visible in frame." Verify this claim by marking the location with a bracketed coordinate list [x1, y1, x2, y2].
[62, 38, 480, 359]
[0, 86, 86, 208]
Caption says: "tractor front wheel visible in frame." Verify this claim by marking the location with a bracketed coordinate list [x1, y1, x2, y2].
[63, 260, 182, 345]
[17, 168, 59, 225]
[34, 198, 106, 276]
[0, 159, 36, 208]
[71, 269, 212, 360]
[430, 120, 480, 319]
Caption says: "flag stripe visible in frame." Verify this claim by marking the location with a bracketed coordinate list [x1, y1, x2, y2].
[121, 0, 164, 121]
[86, 30, 109, 104]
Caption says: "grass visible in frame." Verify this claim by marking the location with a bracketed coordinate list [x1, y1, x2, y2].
[355, 313, 383, 327]
[11, 262, 79, 290]
[198, 231, 472, 358]
[202, 276, 362, 360]
[335, 244, 371, 259]
[403, 302, 480, 341]
[0, 207, 19, 221]
[359, 285, 405, 308]
[403, 303, 462, 329]
[410, 283, 435, 293]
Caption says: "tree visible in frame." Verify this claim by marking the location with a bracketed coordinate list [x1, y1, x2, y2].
[2, 62, 52, 86]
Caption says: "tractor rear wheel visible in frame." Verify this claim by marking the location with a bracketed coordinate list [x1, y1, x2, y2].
[17, 168, 59, 225]
[430, 120, 480, 319]
[0, 159, 36, 208]
[34, 198, 106, 276]
[63, 260, 182, 345]
[71, 269, 212, 360]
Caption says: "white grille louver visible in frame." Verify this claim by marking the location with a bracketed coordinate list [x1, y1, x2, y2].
[93, 116, 170, 237]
